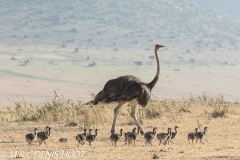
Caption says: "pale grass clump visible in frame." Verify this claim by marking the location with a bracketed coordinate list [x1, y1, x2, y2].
[141, 103, 162, 119]
[12, 92, 112, 128]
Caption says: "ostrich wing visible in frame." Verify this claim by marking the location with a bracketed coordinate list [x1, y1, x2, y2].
[26, 133, 34, 139]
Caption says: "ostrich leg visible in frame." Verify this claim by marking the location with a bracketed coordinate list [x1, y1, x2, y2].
[130, 99, 144, 134]
[111, 101, 126, 134]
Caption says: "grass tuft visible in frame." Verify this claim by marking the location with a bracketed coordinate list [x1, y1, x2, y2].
[211, 105, 229, 118]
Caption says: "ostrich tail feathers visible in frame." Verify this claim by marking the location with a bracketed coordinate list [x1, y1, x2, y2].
[93, 90, 109, 105]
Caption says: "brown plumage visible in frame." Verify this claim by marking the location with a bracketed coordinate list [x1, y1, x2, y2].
[169, 126, 179, 144]
[188, 128, 198, 144]
[25, 128, 38, 145]
[126, 127, 141, 146]
[37, 126, 51, 146]
[76, 129, 87, 146]
[144, 127, 157, 146]
[86, 129, 98, 146]
[194, 127, 208, 144]
[124, 127, 137, 145]
[157, 128, 172, 145]
[110, 129, 123, 147]
[90, 44, 164, 134]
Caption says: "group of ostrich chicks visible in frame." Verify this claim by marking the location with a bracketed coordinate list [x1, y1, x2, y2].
[110, 126, 208, 147]
[25, 125, 208, 147]
[25, 126, 51, 146]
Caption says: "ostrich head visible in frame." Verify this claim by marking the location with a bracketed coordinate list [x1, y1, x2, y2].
[89, 129, 92, 134]
[153, 127, 157, 132]
[155, 44, 164, 51]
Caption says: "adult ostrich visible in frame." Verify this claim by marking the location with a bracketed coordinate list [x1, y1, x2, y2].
[92, 44, 164, 134]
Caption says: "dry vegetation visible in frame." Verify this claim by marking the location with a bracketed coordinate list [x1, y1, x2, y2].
[0, 93, 240, 160]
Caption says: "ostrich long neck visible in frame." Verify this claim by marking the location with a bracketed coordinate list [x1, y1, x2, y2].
[136, 127, 140, 135]
[168, 129, 171, 136]
[120, 130, 123, 137]
[34, 129, 37, 136]
[132, 128, 136, 133]
[94, 130, 98, 137]
[153, 129, 157, 135]
[47, 129, 51, 137]
[147, 46, 160, 90]
[203, 128, 207, 135]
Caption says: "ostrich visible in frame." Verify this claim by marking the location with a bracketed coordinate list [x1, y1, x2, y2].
[168, 126, 179, 144]
[188, 128, 198, 144]
[157, 127, 172, 145]
[90, 44, 164, 134]
[126, 127, 142, 146]
[86, 129, 98, 146]
[194, 127, 208, 144]
[25, 128, 38, 145]
[37, 126, 51, 146]
[124, 127, 137, 145]
[144, 127, 157, 146]
[76, 129, 88, 146]
[110, 129, 123, 147]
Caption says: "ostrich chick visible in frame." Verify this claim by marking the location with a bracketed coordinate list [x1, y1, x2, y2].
[110, 129, 123, 147]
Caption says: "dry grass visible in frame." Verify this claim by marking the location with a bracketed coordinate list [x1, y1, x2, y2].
[0, 94, 240, 160]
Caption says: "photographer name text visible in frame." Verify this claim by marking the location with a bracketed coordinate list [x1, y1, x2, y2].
[0, 150, 86, 159]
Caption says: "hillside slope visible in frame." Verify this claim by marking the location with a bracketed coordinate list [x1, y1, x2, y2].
[0, 0, 239, 51]
[195, 0, 240, 23]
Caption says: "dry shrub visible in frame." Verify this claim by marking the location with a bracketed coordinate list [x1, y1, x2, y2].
[211, 105, 229, 118]
[143, 104, 162, 119]
[13, 92, 107, 126]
